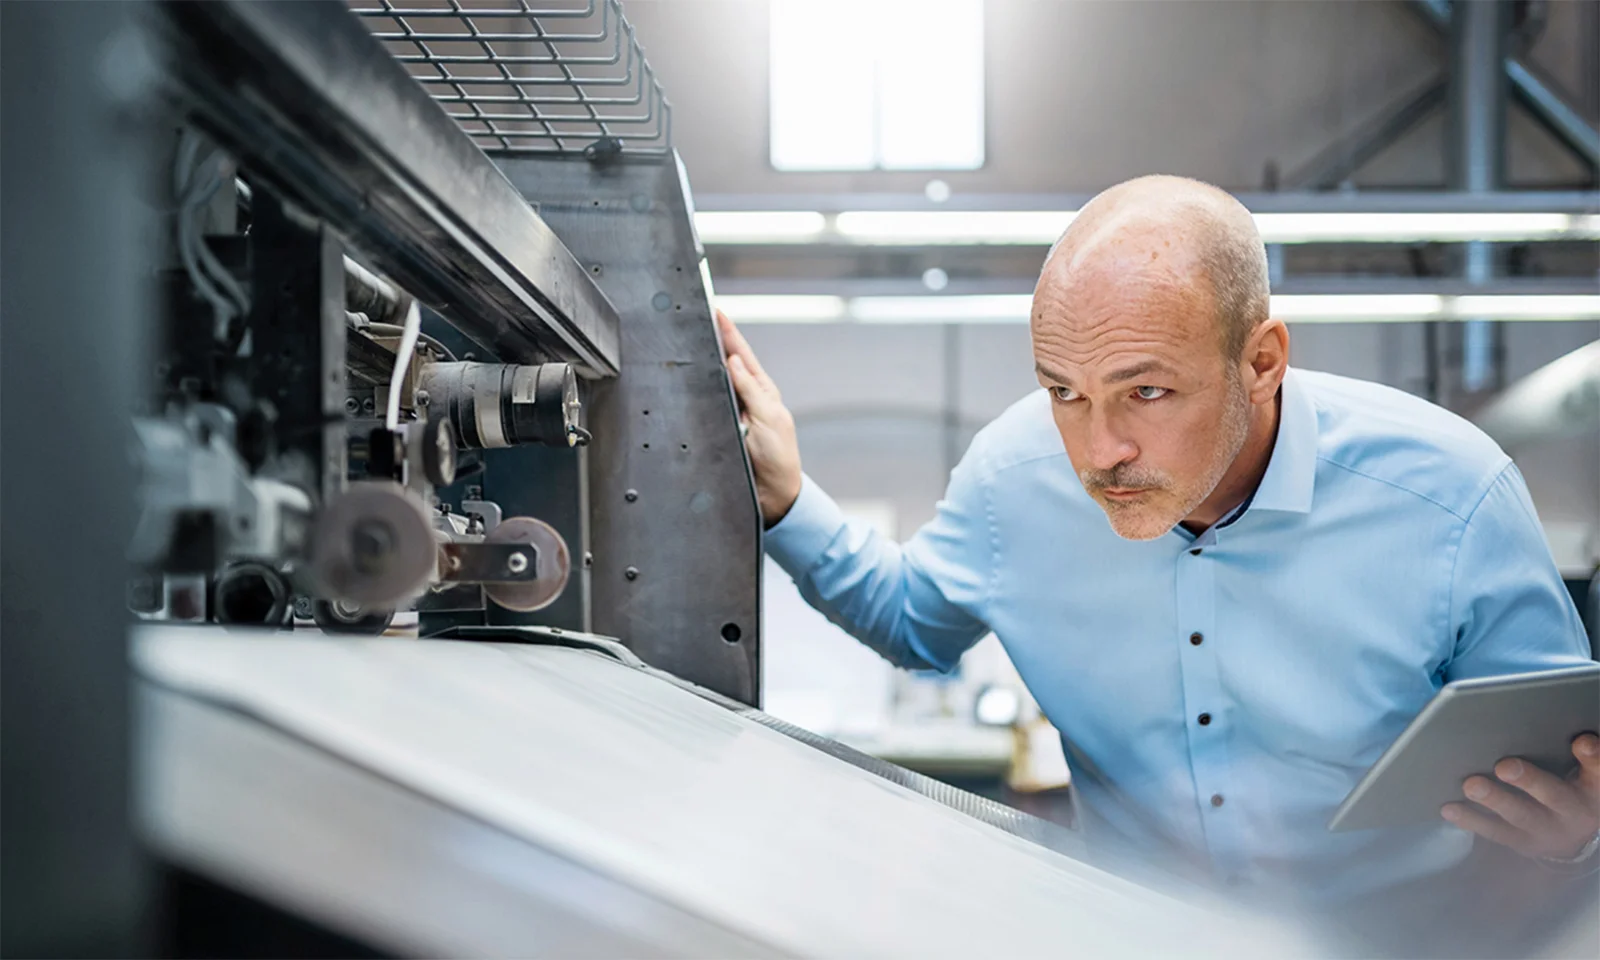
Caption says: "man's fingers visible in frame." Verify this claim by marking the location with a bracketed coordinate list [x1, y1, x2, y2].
[715, 309, 776, 391]
[1495, 756, 1589, 822]
[1463, 774, 1549, 833]
[727, 354, 781, 423]
[1573, 734, 1600, 797]
[1442, 802, 1536, 856]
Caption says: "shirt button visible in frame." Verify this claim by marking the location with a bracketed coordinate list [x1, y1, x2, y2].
[1198, 712, 1212, 726]
[1189, 632, 1204, 646]
[1210, 793, 1225, 808]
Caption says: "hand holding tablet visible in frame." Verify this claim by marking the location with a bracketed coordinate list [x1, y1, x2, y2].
[1329, 664, 1600, 865]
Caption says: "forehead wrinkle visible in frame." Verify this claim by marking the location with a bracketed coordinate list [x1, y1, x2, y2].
[1032, 326, 1185, 384]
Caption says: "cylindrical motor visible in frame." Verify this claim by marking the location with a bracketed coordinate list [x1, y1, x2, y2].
[419, 361, 580, 449]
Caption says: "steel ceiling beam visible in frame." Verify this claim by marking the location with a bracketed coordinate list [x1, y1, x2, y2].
[1411, 0, 1599, 172]
[711, 276, 1600, 299]
[1284, 78, 1448, 190]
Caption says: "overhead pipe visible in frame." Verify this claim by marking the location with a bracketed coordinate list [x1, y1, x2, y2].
[1449, 0, 1509, 394]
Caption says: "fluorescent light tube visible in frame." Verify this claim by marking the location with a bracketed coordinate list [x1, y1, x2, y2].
[1448, 295, 1600, 320]
[695, 211, 1598, 245]
[850, 295, 1033, 322]
[695, 211, 827, 243]
[1253, 212, 1599, 244]
[834, 211, 1074, 245]
[1269, 294, 1444, 321]
[714, 295, 846, 323]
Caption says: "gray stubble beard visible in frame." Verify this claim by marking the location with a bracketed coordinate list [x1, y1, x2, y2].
[1093, 369, 1252, 541]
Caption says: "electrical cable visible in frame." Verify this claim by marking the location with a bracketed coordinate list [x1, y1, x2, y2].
[174, 130, 250, 346]
[386, 300, 422, 432]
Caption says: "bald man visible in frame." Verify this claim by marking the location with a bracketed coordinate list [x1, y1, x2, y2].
[718, 176, 1597, 910]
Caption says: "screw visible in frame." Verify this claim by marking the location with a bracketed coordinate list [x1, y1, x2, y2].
[447, 553, 462, 572]
[415, 389, 430, 407]
[624, 566, 639, 581]
[507, 551, 529, 574]
[362, 396, 376, 413]
[624, 489, 638, 502]
[584, 551, 593, 569]
[344, 397, 360, 415]
[466, 485, 483, 500]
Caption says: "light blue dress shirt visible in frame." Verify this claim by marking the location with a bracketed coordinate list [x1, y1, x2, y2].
[765, 368, 1590, 903]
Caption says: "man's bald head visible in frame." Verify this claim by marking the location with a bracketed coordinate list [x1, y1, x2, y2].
[1031, 175, 1288, 541]
[1044, 175, 1269, 361]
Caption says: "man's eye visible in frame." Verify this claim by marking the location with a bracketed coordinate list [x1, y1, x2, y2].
[1050, 385, 1081, 403]
[1133, 386, 1169, 401]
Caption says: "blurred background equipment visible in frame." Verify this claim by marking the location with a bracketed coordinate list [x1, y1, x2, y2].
[3, 0, 1597, 956]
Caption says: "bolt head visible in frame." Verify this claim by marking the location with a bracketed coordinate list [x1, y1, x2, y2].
[507, 551, 529, 574]
[624, 566, 639, 581]
[624, 489, 638, 502]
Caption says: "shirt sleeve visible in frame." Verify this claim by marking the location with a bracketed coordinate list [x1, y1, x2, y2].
[1444, 462, 1591, 681]
[764, 450, 994, 672]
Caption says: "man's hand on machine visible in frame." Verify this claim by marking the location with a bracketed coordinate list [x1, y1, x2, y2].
[1441, 733, 1600, 862]
[716, 309, 803, 526]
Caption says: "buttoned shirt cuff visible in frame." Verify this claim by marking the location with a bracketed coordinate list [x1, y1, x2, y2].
[764, 474, 848, 582]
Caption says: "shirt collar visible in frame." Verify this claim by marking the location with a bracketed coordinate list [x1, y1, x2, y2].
[1249, 366, 1317, 514]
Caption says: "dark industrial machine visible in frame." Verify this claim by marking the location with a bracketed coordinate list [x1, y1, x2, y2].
[131, 0, 763, 705]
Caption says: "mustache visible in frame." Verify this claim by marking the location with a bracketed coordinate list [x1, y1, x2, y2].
[1079, 464, 1169, 492]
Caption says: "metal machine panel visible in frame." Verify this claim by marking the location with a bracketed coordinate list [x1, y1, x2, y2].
[153, 0, 622, 377]
[497, 155, 763, 705]
[134, 627, 1306, 958]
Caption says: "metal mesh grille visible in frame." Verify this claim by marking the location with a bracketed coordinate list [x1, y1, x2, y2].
[350, 0, 670, 156]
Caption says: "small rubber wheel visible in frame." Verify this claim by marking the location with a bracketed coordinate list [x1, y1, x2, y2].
[312, 598, 395, 635]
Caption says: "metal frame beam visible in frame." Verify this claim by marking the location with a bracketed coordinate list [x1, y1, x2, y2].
[1285, 78, 1448, 190]
[154, 0, 622, 378]
[1412, 0, 1600, 172]
[710, 276, 1600, 299]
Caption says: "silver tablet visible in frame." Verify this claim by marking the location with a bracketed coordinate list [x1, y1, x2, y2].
[1328, 663, 1600, 832]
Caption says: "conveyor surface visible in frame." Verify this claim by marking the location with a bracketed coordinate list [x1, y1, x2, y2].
[135, 625, 1305, 957]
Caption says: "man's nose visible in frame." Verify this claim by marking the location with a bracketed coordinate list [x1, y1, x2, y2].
[1084, 411, 1138, 472]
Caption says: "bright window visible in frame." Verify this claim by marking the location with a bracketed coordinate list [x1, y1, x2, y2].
[769, 0, 985, 172]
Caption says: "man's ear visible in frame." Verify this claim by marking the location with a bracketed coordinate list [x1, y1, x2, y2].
[1243, 318, 1289, 405]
